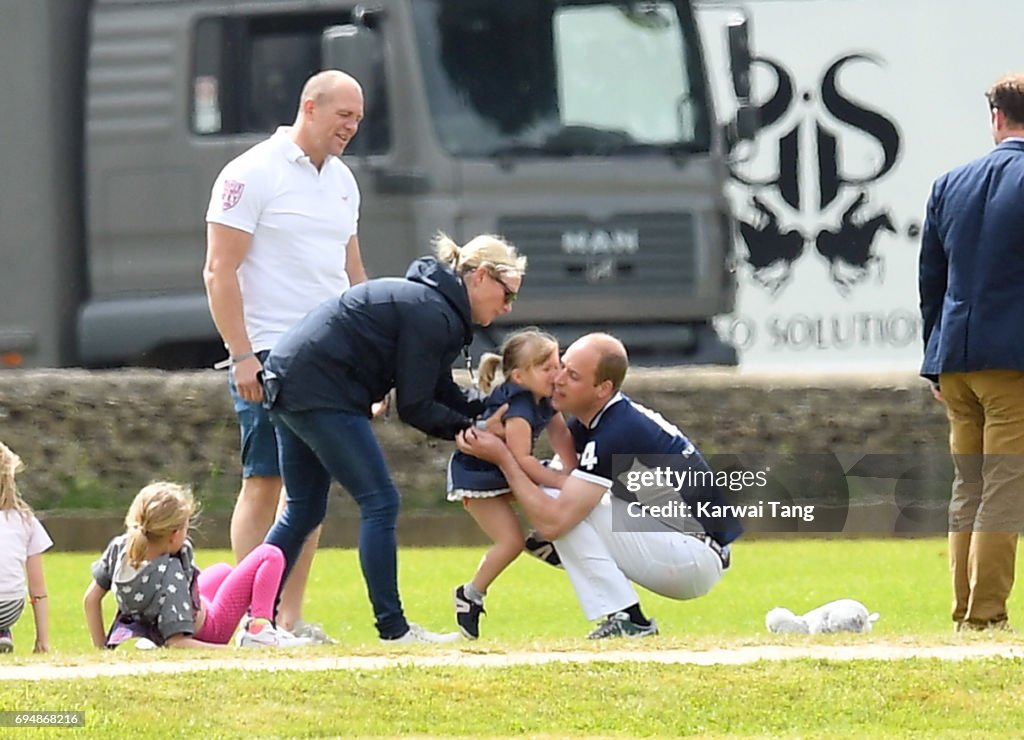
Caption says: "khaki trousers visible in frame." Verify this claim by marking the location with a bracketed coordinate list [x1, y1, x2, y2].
[941, 370, 1024, 627]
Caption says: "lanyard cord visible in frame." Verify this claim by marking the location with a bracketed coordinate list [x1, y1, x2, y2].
[463, 345, 476, 386]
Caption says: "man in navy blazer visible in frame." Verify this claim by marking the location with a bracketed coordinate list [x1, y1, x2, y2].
[919, 73, 1024, 632]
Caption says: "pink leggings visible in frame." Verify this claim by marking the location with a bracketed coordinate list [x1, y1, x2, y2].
[193, 543, 284, 644]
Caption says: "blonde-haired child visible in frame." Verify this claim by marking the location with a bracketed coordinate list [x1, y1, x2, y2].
[0, 442, 52, 653]
[447, 328, 577, 639]
[83, 481, 310, 649]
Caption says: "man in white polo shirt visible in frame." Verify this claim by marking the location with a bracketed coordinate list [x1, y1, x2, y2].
[203, 69, 367, 643]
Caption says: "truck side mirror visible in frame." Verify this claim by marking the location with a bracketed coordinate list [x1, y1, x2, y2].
[726, 14, 758, 142]
[322, 23, 380, 125]
[733, 105, 759, 142]
[727, 15, 751, 100]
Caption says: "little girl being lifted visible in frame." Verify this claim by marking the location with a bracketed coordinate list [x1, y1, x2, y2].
[448, 328, 577, 639]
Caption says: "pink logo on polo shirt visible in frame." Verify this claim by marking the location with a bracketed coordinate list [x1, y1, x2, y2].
[221, 180, 245, 210]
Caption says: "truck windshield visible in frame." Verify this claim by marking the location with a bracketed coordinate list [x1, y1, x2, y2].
[412, 0, 710, 159]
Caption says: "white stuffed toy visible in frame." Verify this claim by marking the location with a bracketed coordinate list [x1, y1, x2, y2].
[765, 599, 879, 634]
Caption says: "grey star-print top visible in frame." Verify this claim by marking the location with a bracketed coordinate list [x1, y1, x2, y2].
[91, 534, 201, 641]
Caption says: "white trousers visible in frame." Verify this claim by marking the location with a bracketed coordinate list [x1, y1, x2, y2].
[551, 490, 723, 621]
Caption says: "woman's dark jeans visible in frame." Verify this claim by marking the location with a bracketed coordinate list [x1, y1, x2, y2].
[265, 408, 407, 638]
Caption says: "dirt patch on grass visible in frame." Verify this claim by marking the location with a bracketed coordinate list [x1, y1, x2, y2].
[2, 643, 1022, 682]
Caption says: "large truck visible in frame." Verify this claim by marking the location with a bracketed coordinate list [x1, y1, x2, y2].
[0, 0, 754, 369]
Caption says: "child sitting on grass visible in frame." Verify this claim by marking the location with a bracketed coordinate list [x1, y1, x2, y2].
[0, 441, 52, 654]
[83, 481, 311, 649]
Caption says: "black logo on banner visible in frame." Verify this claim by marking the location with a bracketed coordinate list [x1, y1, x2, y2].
[731, 54, 902, 296]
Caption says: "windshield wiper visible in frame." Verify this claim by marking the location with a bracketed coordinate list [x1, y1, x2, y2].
[490, 126, 702, 165]
[543, 125, 634, 155]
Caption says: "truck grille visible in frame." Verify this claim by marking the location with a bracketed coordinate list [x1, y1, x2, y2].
[497, 213, 697, 292]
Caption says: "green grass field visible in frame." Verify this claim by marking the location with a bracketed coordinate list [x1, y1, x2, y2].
[3, 539, 1024, 737]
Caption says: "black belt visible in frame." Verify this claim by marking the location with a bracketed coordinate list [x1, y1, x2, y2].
[689, 532, 730, 570]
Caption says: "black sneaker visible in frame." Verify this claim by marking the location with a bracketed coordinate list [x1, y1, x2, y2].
[0, 627, 12, 653]
[587, 612, 659, 640]
[453, 585, 485, 640]
[524, 531, 563, 569]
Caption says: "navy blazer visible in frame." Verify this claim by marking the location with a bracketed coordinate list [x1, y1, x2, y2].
[919, 139, 1024, 380]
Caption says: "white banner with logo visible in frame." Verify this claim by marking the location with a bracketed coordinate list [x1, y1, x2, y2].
[696, 0, 1021, 371]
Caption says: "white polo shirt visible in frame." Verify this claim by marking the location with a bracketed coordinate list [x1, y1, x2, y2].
[206, 127, 360, 352]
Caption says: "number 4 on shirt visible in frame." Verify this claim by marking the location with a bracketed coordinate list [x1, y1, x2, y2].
[579, 441, 598, 471]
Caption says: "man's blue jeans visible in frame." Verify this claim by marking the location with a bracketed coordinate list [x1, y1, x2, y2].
[265, 408, 407, 638]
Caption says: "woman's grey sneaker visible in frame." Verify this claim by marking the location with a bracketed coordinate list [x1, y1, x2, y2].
[381, 622, 462, 644]
[453, 585, 485, 640]
[587, 612, 659, 639]
[524, 531, 563, 568]
[291, 619, 338, 645]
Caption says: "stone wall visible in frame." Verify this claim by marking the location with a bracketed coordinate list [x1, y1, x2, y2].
[0, 368, 950, 548]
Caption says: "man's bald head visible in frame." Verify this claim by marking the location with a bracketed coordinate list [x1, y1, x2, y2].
[299, 70, 363, 108]
[292, 69, 364, 165]
[573, 332, 628, 393]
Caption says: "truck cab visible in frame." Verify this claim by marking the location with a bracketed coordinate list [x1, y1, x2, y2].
[3, 0, 752, 367]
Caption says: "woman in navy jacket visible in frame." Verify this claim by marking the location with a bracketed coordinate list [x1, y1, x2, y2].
[262, 233, 525, 643]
